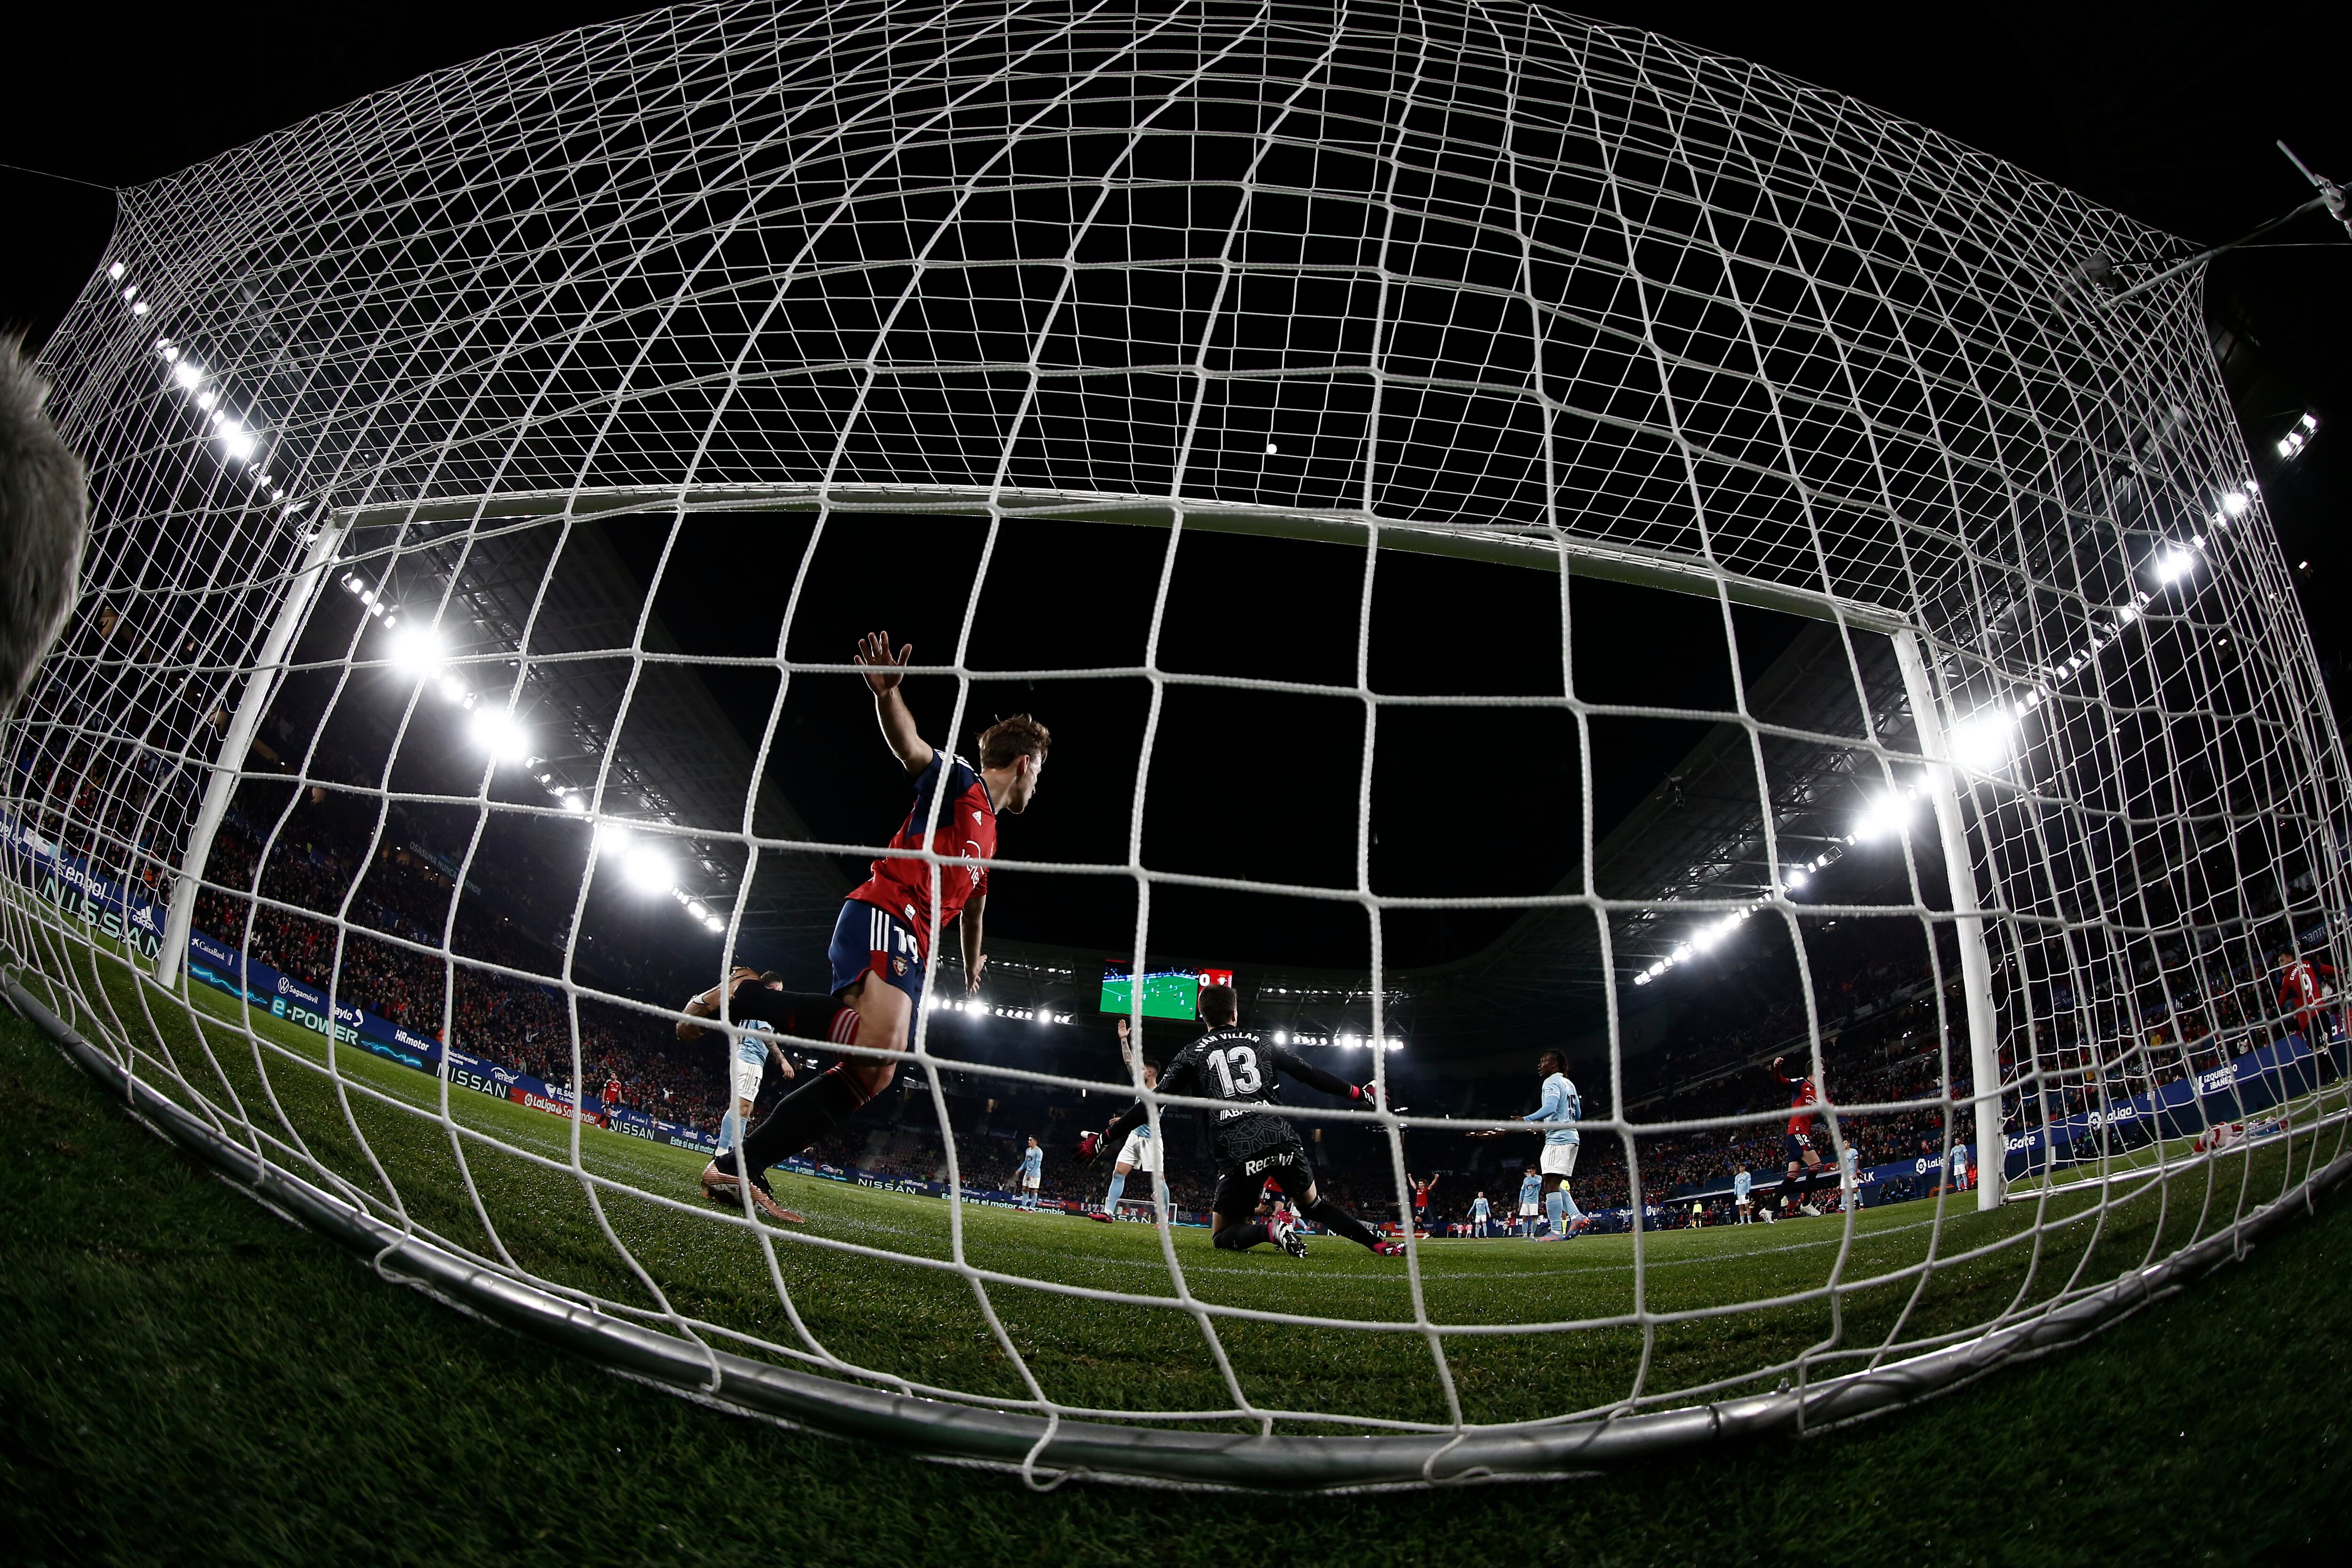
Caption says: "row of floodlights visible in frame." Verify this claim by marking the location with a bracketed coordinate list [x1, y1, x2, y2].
[938, 999, 1077, 1025]
[2279, 413, 2319, 462]
[1632, 480, 2256, 991]
[113, 264, 304, 521]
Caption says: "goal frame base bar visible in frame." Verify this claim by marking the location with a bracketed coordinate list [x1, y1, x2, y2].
[15, 971, 2344, 1492]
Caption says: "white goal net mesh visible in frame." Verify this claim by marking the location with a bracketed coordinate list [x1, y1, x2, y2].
[9, 0, 2351, 1485]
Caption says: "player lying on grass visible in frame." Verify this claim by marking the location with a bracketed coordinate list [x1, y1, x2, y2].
[1077, 983, 1404, 1258]
[699, 629, 1048, 1222]
[1772, 1056, 1829, 1215]
[1470, 1050, 1587, 1239]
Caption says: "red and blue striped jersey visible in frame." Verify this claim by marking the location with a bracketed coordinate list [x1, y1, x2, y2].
[847, 750, 994, 963]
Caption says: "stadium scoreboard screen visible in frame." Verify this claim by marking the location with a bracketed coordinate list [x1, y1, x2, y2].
[1100, 964, 1232, 1020]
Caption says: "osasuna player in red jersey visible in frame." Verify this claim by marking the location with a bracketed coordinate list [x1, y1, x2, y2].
[2275, 945, 2340, 1043]
[1077, 983, 1404, 1258]
[1772, 1057, 1828, 1216]
[699, 630, 1049, 1220]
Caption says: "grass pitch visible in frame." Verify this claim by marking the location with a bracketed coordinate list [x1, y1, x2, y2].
[6, 998, 2351, 1564]
[15, 928, 2352, 1449]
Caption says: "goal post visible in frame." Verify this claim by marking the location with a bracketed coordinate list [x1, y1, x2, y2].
[151, 511, 350, 991]
[1892, 629, 2008, 1212]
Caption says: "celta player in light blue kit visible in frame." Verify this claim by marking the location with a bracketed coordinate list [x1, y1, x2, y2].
[1017, 1137, 1044, 1210]
[1733, 1164, 1753, 1223]
[1478, 1050, 1585, 1239]
[1467, 1191, 1492, 1238]
[1516, 1167, 1543, 1236]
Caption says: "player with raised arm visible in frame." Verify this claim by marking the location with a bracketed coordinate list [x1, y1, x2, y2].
[1472, 1050, 1586, 1240]
[1090, 1063, 1164, 1223]
[1408, 1173, 1438, 1237]
[1772, 1056, 1828, 1217]
[1077, 983, 1403, 1258]
[700, 630, 1049, 1221]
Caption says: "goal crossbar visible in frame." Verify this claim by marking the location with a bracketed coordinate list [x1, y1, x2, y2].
[327, 484, 1912, 635]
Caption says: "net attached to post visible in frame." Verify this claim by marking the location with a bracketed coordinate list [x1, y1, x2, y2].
[8, 0, 2349, 1490]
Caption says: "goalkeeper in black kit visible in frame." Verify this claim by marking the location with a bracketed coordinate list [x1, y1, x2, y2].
[1079, 983, 1404, 1258]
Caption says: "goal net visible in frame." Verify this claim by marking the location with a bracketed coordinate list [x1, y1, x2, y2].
[9, 0, 2349, 1488]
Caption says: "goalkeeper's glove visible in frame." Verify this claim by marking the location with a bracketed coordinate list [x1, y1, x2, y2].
[1076, 1130, 1103, 1163]
[1350, 1082, 1380, 1107]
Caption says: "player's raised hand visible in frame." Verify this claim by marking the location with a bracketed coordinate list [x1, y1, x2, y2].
[1075, 1131, 1102, 1163]
[965, 953, 987, 994]
[854, 629, 912, 695]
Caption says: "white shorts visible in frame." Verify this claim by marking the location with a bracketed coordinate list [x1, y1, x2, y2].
[1021, 1174, 1041, 1191]
[1115, 1128, 1160, 1174]
[1736, 1195, 1751, 1208]
[1540, 1141, 1579, 1178]
[1518, 1201, 1540, 1217]
[730, 1044, 766, 1106]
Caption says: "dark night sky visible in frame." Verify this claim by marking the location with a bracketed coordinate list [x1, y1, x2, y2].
[6, 1, 2345, 980]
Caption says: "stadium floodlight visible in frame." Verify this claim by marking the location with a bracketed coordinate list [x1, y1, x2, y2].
[1852, 792, 1914, 842]
[621, 845, 673, 893]
[467, 706, 529, 764]
[686, 900, 711, 921]
[702, 915, 724, 933]
[2222, 489, 2251, 518]
[435, 675, 465, 703]
[2278, 412, 2318, 460]
[386, 625, 442, 678]
[1948, 707, 2015, 771]
[172, 359, 201, 390]
[558, 792, 586, 813]
[2154, 546, 2197, 585]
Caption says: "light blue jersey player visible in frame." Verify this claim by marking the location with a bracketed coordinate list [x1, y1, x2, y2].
[1017, 1137, 1045, 1210]
[1468, 1192, 1492, 1238]
[1516, 1168, 1543, 1236]
[1519, 1049, 1584, 1239]
[1733, 1166, 1753, 1223]
[1841, 1145, 1861, 1211]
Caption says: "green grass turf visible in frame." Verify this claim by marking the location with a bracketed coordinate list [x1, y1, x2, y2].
[5, 1004, 2350, 1565]
[15, 926, 2352, 1446]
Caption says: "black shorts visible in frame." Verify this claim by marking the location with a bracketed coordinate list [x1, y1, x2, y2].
[1784, 1132, 1814, 1164]
[1212, 1143, 1315, 1218]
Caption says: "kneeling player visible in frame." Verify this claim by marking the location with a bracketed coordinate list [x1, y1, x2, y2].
[1079, 983, 1402, 1258]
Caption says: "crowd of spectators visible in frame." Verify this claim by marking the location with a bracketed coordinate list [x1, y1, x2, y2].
[190, 792, 734, 1133]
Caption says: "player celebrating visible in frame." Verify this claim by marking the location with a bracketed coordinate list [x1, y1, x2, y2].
[2276, 944, 2340, 1043]
[1089, 1059, 1164, 1222]
[1473, 1050, 1585, 1240]
[1467, 1190, 1492, 1238]
[1408, 1173, 1439, 1237]
[1016, 1137, 1044, 1210]
[1516, 1165, 1542, 1237]
[1077, 983, 1403, 1258]
[700, 629, 1049, 1222]
[1772, 1057, 1828, 1217]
